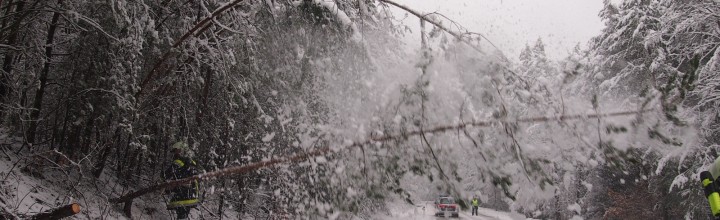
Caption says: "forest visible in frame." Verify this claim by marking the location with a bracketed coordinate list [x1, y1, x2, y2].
[0, 0, 719, 219]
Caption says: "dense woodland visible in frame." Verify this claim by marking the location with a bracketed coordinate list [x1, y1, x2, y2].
[0, 0, 719, 219]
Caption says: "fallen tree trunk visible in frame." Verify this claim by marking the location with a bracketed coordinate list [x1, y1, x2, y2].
[109, 109, 653, 217]
[30, 203, 80, 220]
[110, 146, 333, 204]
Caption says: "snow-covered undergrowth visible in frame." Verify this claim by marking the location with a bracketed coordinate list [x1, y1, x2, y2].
[1, 138, 272, 219]
[371, 195, 528, 220]
[0, 127, 238, 219]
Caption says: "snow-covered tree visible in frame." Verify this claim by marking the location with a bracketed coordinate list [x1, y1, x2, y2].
[560, 0, 720, 218]
[1, 1, 715, 219]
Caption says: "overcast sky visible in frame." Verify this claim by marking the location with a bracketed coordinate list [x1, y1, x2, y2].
[390, 0, 611, 60]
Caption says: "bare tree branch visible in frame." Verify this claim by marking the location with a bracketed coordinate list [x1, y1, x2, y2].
[378, 0, 488, 54]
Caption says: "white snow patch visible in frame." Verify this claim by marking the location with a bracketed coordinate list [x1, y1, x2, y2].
[581, 181, 593, 192]
[567, 203, 582, 214]
[670, 174, 689, 192]
[261, 132, 276, 142]
[570, 215, 584, 220]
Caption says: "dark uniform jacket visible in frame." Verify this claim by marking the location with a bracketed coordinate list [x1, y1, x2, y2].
[163, 156, 200, 209]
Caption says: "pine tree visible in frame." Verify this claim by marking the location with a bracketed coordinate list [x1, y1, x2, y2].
[589, 0, 666, 96]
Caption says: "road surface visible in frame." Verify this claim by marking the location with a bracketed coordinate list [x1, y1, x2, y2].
[379, 201, 529, 220]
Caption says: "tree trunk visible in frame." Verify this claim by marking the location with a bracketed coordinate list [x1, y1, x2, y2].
[122, 148, 138, 182]
[217, 125, 230, 219]
[131, 149, 143, 183]
[218, 180, 226, 220]
[195, 66, 213, 160]
[150, 120, 161, 179]
[26, 0, 63, 146]
[58, 69, 80, 154]
[0, 0, 22, 118]
[67, 125, 81, 159]
[50, 99, 60, 149]
[80, 115, 95, 155]
[116, 135, 132, 180]
[93, 127, 120, 178]
[195, 67, 212, 126]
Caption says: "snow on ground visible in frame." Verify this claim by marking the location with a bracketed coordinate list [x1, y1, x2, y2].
[377, 200, 533, 220]
[465, 207, 529, 220]
[0, 127, 243, 220]
[0, 128, 170, 219]
[1, 123, 527, 220]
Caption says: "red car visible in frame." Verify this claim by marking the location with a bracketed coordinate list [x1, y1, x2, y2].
[434, 196, 459, 217]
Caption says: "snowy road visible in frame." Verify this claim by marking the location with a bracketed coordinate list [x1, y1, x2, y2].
[379, 201, 528, 220]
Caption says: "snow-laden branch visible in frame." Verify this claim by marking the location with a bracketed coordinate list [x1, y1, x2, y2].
[136, 0, 247, 99]
[378, 0, 530, 84]
[296, 0, 363, 42]
[109, 108, 654, 205]
[378, 0, 490, 55]
[137, 0, 371, 100]
[65, 11, 120, 42]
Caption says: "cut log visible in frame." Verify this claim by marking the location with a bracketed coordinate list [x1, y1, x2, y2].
[30, 203, 80, 220]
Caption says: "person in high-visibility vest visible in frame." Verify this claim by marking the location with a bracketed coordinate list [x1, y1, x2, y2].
[702, 156, 720, 219]
[163, 141, 200, 220]
[471, 197, 479, 216]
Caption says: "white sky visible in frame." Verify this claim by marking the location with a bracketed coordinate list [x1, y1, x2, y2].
[390, 0, 609, 60]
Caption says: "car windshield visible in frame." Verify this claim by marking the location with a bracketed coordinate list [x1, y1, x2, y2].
[439, 197, 454, 204]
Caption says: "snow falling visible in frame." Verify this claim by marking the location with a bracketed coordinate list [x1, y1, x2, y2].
[0, 0, 719, 219]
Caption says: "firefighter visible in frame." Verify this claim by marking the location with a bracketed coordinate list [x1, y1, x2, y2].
[163, 141, 200, 220]
[471, 197, 479, 216]
[702, 155, 720, 219]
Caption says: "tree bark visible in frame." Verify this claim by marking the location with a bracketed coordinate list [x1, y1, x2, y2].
[26, 0, 63, 146]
